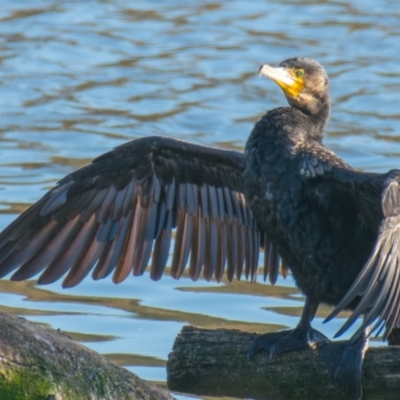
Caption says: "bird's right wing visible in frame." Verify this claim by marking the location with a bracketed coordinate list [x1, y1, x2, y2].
[0, 136, 277, 289]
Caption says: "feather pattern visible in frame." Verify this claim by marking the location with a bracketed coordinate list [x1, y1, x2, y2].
[0, 136, 274, 290]
[325, 173, 400, 340]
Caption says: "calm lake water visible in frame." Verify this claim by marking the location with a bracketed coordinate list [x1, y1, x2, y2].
[1, 1, 400, 399]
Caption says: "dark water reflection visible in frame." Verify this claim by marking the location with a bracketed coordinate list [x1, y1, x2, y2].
[0, 1, 400, 399]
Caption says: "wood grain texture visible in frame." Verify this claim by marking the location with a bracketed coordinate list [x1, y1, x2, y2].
[167, 326, 400, 400]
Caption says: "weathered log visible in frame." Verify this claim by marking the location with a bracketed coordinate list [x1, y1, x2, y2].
[167, 325, 400, 400]
[0, 310, 173, 400]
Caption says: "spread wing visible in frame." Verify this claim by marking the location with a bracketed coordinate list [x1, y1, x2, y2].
[323, 168, 400, 340]
[0, 136, 279, 288]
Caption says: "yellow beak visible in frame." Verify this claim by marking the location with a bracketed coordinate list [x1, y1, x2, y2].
[259, 65, 304, 97]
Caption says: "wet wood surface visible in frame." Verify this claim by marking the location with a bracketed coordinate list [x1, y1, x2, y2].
[0, 310, 173, 400]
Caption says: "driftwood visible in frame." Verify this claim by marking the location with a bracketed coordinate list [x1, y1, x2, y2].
[167, 325, 400, 400]
[0, 310, 173, 400]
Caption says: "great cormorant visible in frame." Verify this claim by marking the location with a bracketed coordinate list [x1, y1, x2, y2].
[0, 57, 398, 399]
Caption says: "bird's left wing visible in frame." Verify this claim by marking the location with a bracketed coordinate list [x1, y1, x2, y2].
[324, 169, 400, 340]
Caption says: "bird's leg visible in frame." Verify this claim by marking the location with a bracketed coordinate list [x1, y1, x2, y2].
[321, 326, 370, 400]
[248, 296, 329, 359]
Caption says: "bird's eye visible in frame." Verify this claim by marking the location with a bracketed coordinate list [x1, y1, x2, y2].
[296, 70, 304, 78]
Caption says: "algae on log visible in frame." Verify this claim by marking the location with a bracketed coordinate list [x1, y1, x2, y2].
[0, 310, 173, 400]
[167, 325, 400, 400]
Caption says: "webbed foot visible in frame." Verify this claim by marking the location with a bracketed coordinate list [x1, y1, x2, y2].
[248, 325, 329, 359]
[320, 335, 368, 400]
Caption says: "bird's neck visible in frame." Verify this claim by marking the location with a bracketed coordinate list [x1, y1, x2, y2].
[305, 105, 330, 141]
[289, 94, 331, 142]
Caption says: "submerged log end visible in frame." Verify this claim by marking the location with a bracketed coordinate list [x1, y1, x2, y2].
[0, 310, 172, 400]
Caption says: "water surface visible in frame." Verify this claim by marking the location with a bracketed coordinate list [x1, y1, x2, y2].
[0, 1, 400, 399]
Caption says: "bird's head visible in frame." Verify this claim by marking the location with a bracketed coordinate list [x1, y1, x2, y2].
[259, 57, 330, 116]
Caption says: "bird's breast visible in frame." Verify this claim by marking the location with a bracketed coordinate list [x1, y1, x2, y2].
[244, 136, 301, 236]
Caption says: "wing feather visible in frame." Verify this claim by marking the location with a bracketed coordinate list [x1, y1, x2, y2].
[325, 172, 400, 339]
[0, 136, 279, 288]
[189, 208, 206, 281]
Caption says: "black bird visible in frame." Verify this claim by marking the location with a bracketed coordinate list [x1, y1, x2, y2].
[246, 58, 400, 398]
[0, 57, 399, 399]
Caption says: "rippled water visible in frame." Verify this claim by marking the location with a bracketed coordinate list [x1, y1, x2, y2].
[1, 1, 400, 399]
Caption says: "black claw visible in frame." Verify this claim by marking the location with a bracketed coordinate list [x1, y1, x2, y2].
[271, 325, 329, 357]
[247, 331, 286, 359]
